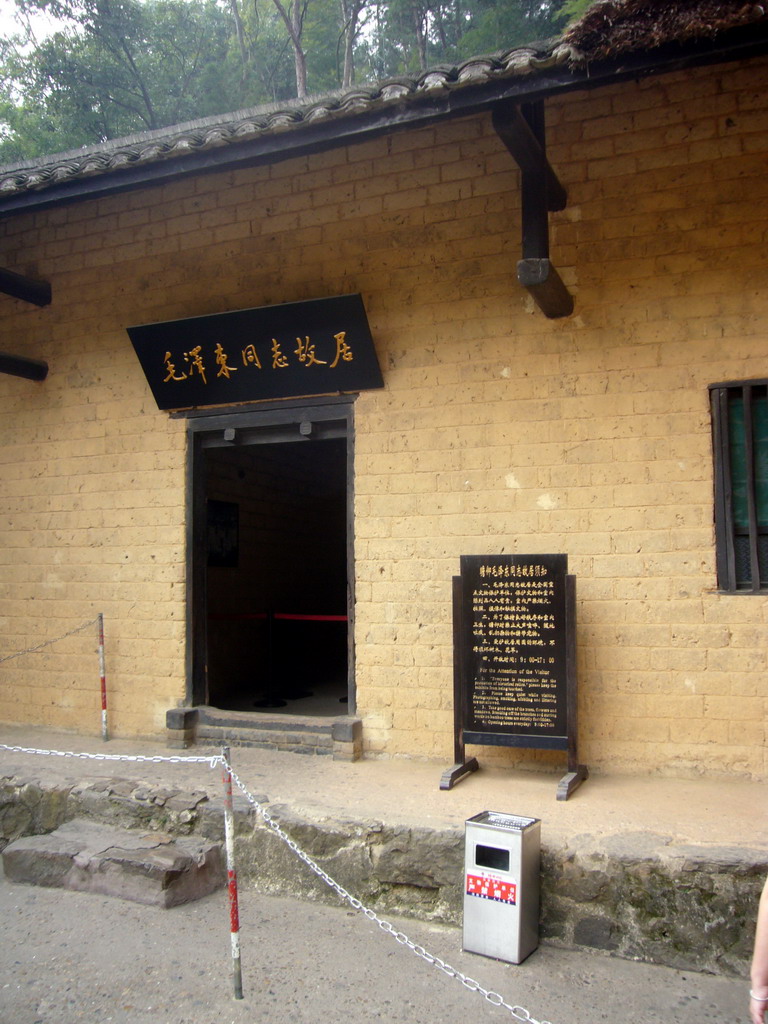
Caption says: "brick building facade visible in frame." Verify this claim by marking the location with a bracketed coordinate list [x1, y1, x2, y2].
[0, 7, 766, 780]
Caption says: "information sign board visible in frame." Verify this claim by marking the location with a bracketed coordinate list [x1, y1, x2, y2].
[441, 554, 587, 799]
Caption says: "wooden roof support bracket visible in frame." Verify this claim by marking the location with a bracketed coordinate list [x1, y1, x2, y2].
[0, 266, 52, 307]
[492, 100, 574, 319]
[0, 352, 48, 380]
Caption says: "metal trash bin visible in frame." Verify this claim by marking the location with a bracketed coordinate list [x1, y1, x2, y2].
[462, 811, 541, 964]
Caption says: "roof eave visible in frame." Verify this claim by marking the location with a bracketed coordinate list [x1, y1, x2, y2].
[1, 23, 767, 219]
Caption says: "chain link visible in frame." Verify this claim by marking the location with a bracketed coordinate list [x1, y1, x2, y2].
[0, 741, 554, 1023]
[225, 758, 554, 1024]
[0, 617, 100, 664]
[0, 743, 221, 766]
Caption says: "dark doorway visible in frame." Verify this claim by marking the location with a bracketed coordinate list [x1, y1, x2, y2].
[187, 403, 353, 717]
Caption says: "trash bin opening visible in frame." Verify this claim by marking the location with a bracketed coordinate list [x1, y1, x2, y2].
[475, 844, 509, 872]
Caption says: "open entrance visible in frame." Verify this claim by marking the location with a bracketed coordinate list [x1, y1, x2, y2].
[187, 401, 353, 717]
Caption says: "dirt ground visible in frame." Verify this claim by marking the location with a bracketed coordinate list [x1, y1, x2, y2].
[0, 868, 751, 1024]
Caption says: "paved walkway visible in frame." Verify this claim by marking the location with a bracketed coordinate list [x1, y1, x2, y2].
[1, 722, 766, 853]
[0, 875, 752, 1024]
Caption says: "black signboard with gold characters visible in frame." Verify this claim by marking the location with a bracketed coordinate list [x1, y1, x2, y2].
[127, 293, 383, 411]
[440, 554, 588, 800]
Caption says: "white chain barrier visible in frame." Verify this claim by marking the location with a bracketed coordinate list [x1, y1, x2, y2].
[0, 742, 554, 1024]
[226, 753, 554, 1024]
[0, 744, 219, 766]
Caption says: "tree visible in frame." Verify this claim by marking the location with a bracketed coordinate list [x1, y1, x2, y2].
[267, 0, 310, 97]
[0, 0, 241, 158]
[359, 0, 567, 78]
[0, 0, 572, 161]
[455, 0, 567, 59]
[338, 0, 369, 87]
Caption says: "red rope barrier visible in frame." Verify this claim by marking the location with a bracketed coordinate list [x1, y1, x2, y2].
[207, 612, 348, 622]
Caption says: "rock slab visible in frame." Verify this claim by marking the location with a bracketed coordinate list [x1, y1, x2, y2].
[2, 818, 225, 907]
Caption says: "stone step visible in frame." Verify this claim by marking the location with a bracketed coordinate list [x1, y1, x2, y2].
[196, 722, 334, 753]
[197, 707, 334, 752]
[2, 819, 225, 908]
[168, 706, 362, 759]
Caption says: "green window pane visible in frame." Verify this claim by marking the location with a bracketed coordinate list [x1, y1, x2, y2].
[754, 393, 768, 528]
[728, 390, 768, 530]
[728, 396, 748, 529]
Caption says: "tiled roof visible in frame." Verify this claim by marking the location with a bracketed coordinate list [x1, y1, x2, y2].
[0, 42, 564, 199]
[0, 0, 766, 203]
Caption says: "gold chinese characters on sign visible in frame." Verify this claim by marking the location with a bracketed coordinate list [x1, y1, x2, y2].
[128, 294, 383, 411]
[163, 331, 354, 387]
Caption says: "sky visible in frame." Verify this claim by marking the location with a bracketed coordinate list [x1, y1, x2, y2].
[0, 0, 21, 38]
[0, 0, 63, 44]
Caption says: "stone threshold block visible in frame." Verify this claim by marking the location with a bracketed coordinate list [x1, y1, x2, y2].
[2, 818, 225, 908]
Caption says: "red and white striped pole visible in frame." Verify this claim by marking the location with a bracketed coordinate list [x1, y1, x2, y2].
[221, 746, 244, 999]
[97, 613, 108, 742]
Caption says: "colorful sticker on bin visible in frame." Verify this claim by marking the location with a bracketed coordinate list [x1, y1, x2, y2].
[466, 874, 517, 904]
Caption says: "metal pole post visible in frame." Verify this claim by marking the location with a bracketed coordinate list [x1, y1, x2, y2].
[221, 745, 244, 999]
[97, 613, 108, 742]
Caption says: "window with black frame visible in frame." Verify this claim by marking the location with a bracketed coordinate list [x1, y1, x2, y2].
[709, 380, 768, 593]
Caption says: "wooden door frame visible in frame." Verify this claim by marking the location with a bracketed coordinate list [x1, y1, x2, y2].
[181, 396, 356, 711]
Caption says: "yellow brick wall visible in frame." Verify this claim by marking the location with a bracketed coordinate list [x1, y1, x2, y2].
[0, 56, 766, 775]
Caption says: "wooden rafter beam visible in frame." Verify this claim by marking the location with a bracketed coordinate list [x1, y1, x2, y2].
[492, 100, 573, 320]
[492, 102, 567, 213]
[0, 266, 52, 307]
[0, 352, 48, 380]
[517, 258, 573, 320]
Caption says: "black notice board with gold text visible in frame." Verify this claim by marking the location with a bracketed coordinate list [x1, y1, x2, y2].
[128, 293, 383, 411]
[440, 553, 587, 799]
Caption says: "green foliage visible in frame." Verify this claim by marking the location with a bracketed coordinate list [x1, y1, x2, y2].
[456, 0, 566, 59]
[0, 0, 240, 158]
[302, 0, 348, 94]
[360, 0, 566, 78]
[0, 0, 571, 162]
[553, 0, 596, 25]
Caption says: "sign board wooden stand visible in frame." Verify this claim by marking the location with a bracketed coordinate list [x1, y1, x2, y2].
[440, 554, 587, 800]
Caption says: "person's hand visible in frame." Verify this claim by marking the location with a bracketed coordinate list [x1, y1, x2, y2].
[750, 988, 768, 1024]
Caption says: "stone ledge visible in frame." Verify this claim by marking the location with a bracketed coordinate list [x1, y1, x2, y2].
[540, 833, 768, 974]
